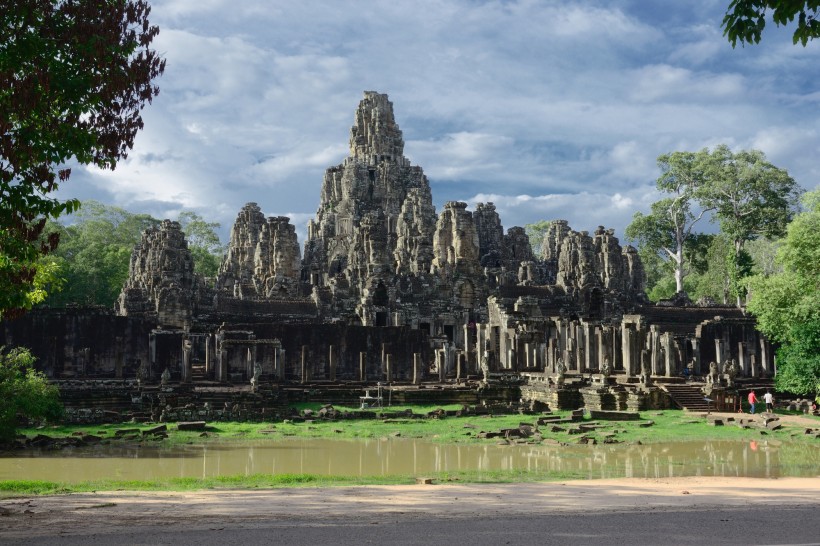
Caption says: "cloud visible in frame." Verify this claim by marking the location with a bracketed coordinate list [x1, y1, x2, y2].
[50, 0, 820, 251]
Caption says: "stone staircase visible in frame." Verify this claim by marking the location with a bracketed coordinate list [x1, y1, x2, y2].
[662, 383, 713, 412]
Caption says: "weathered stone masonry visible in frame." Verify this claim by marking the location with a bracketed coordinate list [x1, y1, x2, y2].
[2, 91, 773, 415]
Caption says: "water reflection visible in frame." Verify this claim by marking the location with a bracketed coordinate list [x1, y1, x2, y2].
[0, 438, 812, 483]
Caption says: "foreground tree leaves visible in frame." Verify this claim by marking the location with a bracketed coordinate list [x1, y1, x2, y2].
[0, 1, 165, 318]
[724, 0, 820, 46]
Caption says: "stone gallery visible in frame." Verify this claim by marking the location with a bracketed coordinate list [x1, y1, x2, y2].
[2, 92, 773, 416]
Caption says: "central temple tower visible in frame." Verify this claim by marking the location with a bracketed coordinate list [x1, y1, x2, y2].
[302, 92, 437, 322]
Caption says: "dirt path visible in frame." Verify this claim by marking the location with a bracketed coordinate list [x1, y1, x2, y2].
[1, 476, 818, 539]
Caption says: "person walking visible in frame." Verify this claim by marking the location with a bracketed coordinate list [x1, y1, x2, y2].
[748, 390, 759, 414]
[763, 390, 774, 413]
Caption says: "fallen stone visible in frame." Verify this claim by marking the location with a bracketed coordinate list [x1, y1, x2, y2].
[588, 410, 640, 421]
[142, 424, 167, 435]
[177, 421, 207, 431]
[638, 421, 654, 428]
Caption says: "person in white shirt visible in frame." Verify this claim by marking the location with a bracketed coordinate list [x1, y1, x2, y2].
[763, 390, 774, 413]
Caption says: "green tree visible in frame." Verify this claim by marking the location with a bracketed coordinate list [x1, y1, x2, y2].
[723, 0, 820, 46]
[45, 201, 159, 307]
[0, 1, 165, 319]
[524, 220, 552, 259]
[747, 188, 820, 395]
[690, 234, 733, 304]
[178, 211, 225, 279]
[626, 150, 714, 295]
[700, 146, 801, 305]
[0, 346, 63, 442]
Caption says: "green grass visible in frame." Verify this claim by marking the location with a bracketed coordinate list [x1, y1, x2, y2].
[19, 408, 817, 447]
[0, 469, 591, 497]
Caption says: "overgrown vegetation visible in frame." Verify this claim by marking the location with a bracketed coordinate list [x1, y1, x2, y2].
[0, 346, 62, 442]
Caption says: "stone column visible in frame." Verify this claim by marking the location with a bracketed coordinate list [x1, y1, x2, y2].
[759, 337, 771, 376]
[182, 340, 192, 383]
[661, 332, 674, 377]
[217, 346, 227, 383]
[437, 350, 445, 382]
[690, 338, 701, 375]
[621, 323, 635, 376]
[649, 326, 661, 376]
[583, 323, 594, 373]
[456, 351, 463, 381]
[205, 335, 213, 377]
[715, 338, 725, 367]
[381, 343, 389, 379]
[301, 345, 308, 384]
[476, 324, 486, 367]
[385, 354, 393, 382]
[738, 341, 750, 377]
[359, 351, 367, 382]
[329, 345, 337, 382]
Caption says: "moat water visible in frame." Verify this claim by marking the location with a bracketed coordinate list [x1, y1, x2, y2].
[1, 438, 816, 483]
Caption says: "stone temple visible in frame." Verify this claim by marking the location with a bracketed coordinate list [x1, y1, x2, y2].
[2, 91, 773, 418]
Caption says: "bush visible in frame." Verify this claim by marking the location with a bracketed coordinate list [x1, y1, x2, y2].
[0, 347, 63, 442]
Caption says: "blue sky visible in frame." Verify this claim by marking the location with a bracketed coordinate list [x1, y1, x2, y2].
[60, 0, 820, 245]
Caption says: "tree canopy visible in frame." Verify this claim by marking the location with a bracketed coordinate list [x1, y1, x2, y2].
[723, 1, 820, 46]
[524, 220, 552, 259]
[700, 145, 800, 304]
[746, 188, 820, 395]
[631, 146, 800, 305]
[178, 212, 225, 280]
[0, 1, 165, 319]
[41, 202, 225, 308]
[44, 201, 160, 307]
[625, 150, 713, 295]
[0, 346, 62, 442]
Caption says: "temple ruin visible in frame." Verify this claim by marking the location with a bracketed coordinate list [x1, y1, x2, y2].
[2, 91, 774, 418]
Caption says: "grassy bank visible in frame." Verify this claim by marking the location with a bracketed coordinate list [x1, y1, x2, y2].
[4, 408, 816, 496]
[18, 407, 818, 447]
[0, 469, 592, 497]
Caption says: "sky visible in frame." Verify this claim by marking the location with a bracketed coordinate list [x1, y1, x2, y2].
[59, 0, 820, 246]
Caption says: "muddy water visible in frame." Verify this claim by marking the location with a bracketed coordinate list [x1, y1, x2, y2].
[0, 438, 813, 483]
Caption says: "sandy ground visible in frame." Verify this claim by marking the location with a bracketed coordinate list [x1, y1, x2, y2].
[1, 476, 818, 539]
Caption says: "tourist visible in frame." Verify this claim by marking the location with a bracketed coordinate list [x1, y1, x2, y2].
[748, 390, 758, 414]
[763, 390, 774, 413]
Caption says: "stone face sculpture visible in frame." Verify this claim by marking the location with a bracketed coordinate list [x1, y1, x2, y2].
[725, 358, 739, 387]
[556, 358, 566, 386]
[250, 361, 262, 391]
[707, 361, 720, 385]
[601, 357, 612, 379]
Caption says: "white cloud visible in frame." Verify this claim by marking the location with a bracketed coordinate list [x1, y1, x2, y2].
[53, 0, 820, 248]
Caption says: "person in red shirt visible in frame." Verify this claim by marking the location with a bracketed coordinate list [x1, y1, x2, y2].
[748, 390, 758, 414]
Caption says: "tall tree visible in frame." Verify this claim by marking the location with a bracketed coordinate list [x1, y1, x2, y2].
[700, 145, 801, 305]
[723, 0, 820, 46]
[45, 201, 159, 308]
[0, 1, 165, 318]
[178, 211, 225, 280]
[524, 220, 552, 259]
[747, 188, 820, 394]
[625, 150, 713, 295]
